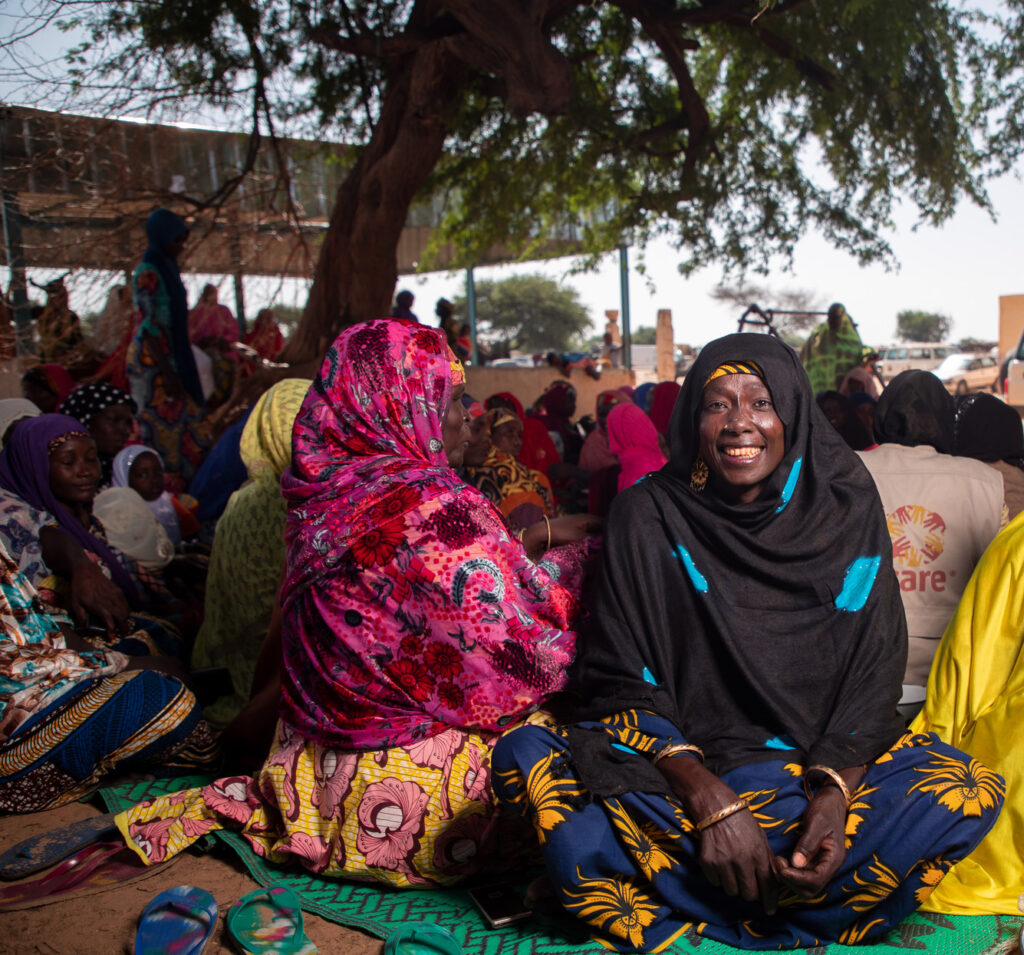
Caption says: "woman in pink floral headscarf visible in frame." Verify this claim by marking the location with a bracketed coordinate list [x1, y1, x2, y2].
[116, 318, 595, 887]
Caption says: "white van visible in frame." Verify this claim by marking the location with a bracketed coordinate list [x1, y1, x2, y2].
[875, 343, 954, 383]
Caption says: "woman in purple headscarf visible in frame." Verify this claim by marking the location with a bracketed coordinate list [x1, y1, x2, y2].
[0, 416, 187, 654]
[0, 415, 140, 599]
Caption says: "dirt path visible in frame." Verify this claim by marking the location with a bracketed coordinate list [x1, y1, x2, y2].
[0, 800, 383, 954]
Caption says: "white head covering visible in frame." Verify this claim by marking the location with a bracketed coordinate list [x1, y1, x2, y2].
[0, 398, 41, 443]
[93, 487, 175, 569]
[111, 445, 181, 545]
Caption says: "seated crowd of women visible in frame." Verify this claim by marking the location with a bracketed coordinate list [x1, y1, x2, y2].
[1, 311, 1020, 953]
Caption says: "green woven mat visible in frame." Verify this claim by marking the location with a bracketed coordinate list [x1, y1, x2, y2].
[100, 776, 1023, 954]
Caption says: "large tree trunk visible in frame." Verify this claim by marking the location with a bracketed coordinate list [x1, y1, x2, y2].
[285, 0, 574, 363]
[283, 45, 468, 361]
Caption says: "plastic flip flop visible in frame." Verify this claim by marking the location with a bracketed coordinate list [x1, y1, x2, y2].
[0, 813, 118, 879]
[135, 884, 218, 955]
[226, 884, 317, 954]
[383, 924, 463, 955]
[0, 841, 138, 907]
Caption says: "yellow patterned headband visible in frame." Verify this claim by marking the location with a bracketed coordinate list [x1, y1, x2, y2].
[705, 360, 764, 387]
[486, 408, 519, 431]
[446, 346, 466, 386]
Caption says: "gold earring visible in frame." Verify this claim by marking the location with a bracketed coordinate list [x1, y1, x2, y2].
[690, 456, 708, 492]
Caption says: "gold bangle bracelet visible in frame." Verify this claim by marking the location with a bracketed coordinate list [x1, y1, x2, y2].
[803, 765, 852, 807]
[542, 514, 552, 551]
[652, 742, 704, 766]
[695, 798, 749, 833]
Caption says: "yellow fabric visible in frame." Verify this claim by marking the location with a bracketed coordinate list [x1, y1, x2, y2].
[704, 361, 763, 386]
[486, 408, 519, 431]
[239, 378, 311, 481]
[116, 712, 552, 887]
[192, 378, 310, 728]
[910, 509, 1024, 914]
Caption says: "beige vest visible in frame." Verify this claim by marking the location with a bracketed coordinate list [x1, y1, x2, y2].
[857, 443, 1004, 685]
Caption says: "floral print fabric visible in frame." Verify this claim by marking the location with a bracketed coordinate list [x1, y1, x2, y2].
[493, 712, 1003, 952]
[279, 319, 579, 750]
[126, 263, 212, 489]
[464, 446, 555, 532]
[116, 715, 544, 888]
[0, 488, 53, 585]
[0, 540, 126, 742]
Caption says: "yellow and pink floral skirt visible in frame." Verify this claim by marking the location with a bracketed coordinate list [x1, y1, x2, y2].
[116, 715, 544, 887]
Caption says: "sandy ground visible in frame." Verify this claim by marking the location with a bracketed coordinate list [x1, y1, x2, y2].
[0, 799, 383, 955]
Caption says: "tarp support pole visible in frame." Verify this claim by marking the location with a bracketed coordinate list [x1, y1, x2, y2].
[619, 245, 632, 370]
[466, 266, 478, 365]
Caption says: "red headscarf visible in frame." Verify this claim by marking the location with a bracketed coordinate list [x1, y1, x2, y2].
[648, 381, 682, 437]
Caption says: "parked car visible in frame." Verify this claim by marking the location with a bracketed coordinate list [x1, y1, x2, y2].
[875, 343, 954, 382]
[931, 353, 999, 395]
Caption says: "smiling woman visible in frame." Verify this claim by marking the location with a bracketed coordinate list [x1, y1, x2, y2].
[0, 415, 140, 603]
[58, 382, 139, 488]
[492, 333, 1002, 952]
[698, 370, 784, 503]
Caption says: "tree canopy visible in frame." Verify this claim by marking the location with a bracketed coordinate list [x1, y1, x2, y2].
[6, 0, 1024, 359]
[896, 310, 954, 343]
[630, 327, 659, 346]
[453, 274, 591, 355]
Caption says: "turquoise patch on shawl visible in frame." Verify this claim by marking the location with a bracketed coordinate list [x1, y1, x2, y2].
[673, 544, 709, 593]
[642, 666, 657, 685]
[835, 556, 881, 612]
[775, 456, 803, 513]
[764, 734, 797, 750]
[611, 743, 639, 754]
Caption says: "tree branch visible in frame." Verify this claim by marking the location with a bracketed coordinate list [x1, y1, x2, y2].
[308, 15, 464, 60]
[610, 0, 716, 183]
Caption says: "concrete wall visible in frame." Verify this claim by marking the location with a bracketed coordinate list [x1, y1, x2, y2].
[999, 295, 1024, 359]
[464, 366, 635, 415]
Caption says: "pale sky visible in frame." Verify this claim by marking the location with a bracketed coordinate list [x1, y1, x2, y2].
[398, 167, 1023, 350]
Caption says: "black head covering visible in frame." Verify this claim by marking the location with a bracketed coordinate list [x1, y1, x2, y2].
[572, 333, 906, 777]
[953, 392, 1024, 467]
[58, 382, 138, 486]
[815, 390, 874, 451]
[141, 209, 203, 405]
[874, 370, 954, 453]
[58, 382, 137, 423]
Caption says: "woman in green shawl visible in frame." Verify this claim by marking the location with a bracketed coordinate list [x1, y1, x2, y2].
[190, 378, 310, 726]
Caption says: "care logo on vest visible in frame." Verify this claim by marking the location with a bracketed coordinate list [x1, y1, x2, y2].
[886, 504, 950, 592]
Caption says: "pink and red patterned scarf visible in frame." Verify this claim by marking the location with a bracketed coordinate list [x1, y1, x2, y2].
[280, 319, 579, 751]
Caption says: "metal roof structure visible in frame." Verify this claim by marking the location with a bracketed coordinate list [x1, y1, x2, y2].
[1, 106, 586, 320]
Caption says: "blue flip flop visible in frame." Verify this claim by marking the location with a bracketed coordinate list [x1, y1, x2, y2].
[226, 884, 317, 954]
[135, 884, 218, 955]
[0, 813, 118, 879]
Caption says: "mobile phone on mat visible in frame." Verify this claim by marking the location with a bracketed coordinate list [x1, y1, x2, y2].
[469, 883, 533, 928]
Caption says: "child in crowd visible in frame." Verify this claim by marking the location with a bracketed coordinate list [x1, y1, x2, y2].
[112, 446, 200, 546]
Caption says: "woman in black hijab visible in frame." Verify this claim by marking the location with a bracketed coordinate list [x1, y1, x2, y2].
[493, 334, 1001, 952]
[954, 391, 1024, 518]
